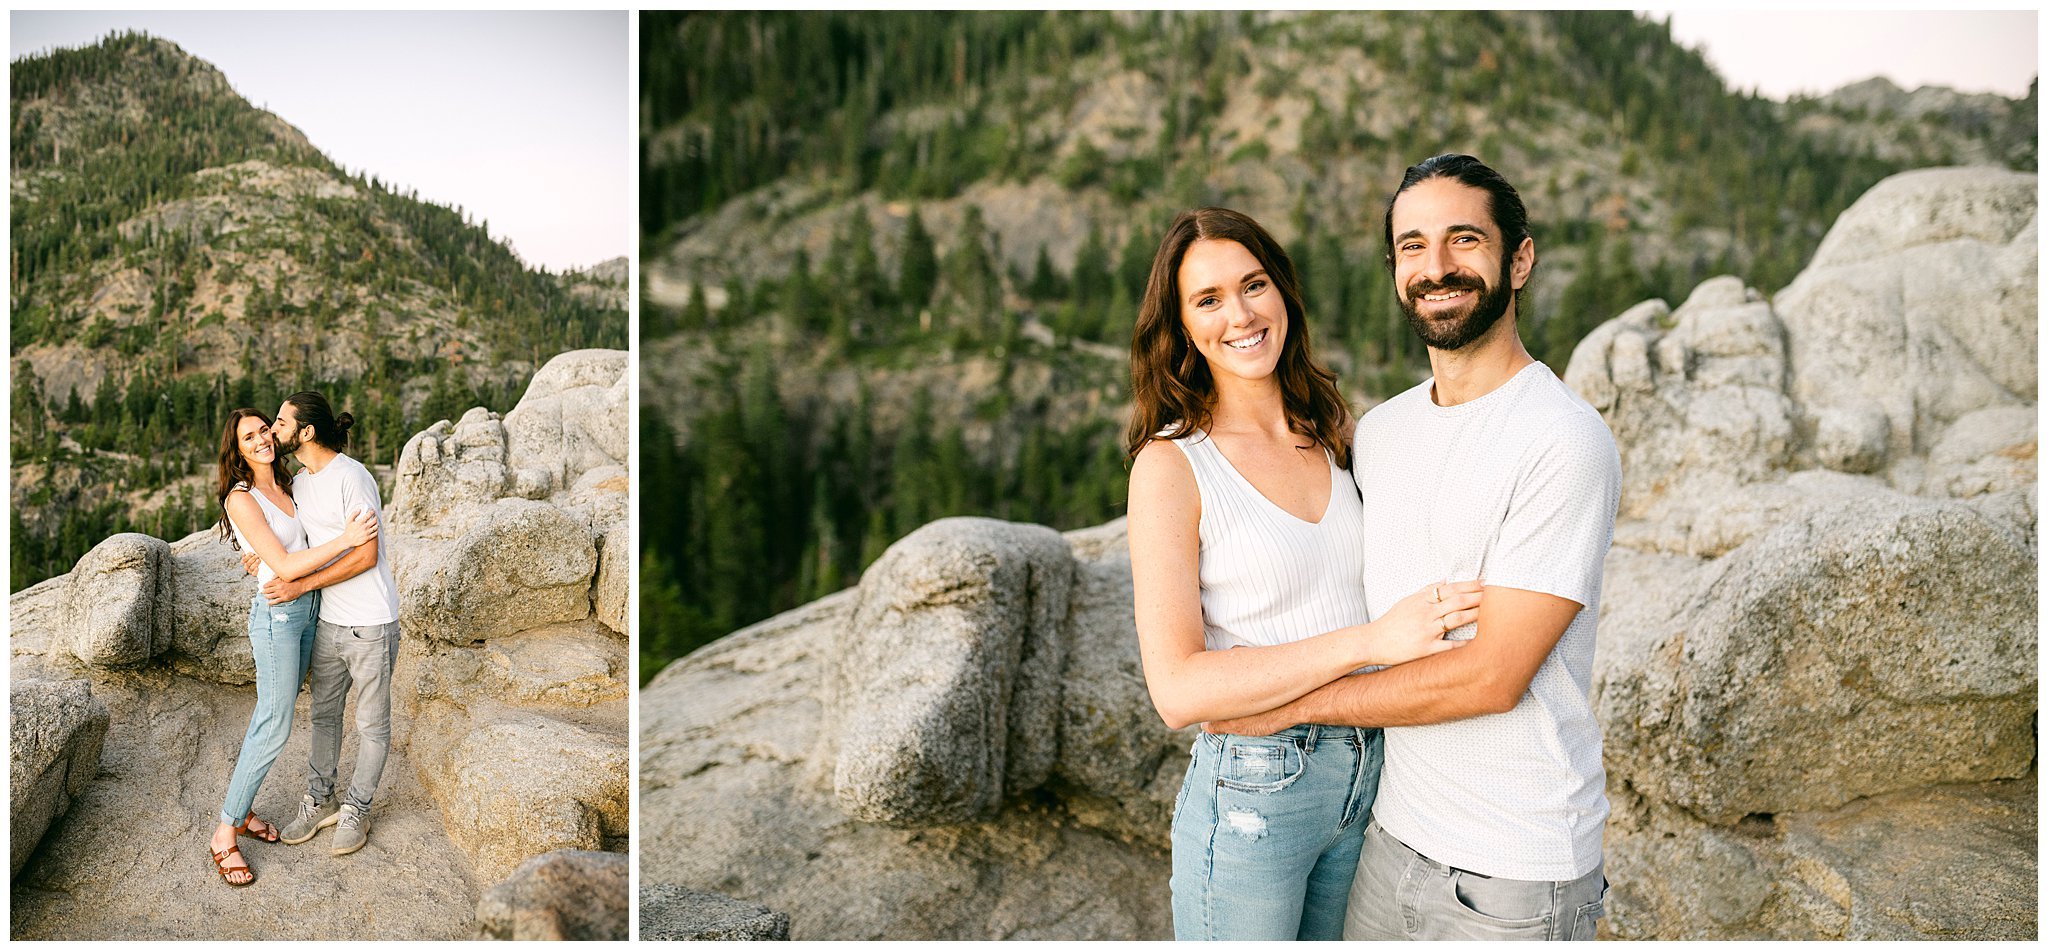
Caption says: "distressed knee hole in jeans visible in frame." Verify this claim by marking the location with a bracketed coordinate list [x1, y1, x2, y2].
[1224, 806, 1267, 840]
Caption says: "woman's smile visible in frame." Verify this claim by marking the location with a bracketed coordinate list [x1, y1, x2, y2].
[1223, 328, 1269, 351]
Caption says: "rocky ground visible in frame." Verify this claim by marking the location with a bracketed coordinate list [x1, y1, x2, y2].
[9, 664, 476, 940]
[9, 349, 632, 940]
[638, 167, 2037, 939]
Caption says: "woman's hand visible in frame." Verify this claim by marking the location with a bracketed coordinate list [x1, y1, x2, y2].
[1364, 579, 1483, 667]
[341, 508, 379, 548]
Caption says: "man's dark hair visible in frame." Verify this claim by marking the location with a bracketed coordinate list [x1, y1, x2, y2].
[1381, 153, 1532, 277]
[285, 390, 354, 451]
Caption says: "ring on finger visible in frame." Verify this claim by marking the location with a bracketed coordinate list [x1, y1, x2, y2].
[1439, 615, 1450, 634]
[1431, 584, 1442, 603]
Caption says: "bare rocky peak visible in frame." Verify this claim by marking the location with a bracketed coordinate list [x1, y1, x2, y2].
[1820, 75, 2029, 121]
[562, 257, 629, 309]
[567, 256, 628, 285]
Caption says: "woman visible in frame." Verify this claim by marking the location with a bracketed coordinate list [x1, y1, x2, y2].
[208, 407, 376, 886]
[1125, 208, 1481, 939]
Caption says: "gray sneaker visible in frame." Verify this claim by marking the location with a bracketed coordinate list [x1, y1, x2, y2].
[330, 803, 370, 855]
[280, 794, 339, 845]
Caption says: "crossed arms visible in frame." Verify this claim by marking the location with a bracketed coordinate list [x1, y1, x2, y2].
[1131, 438, 1541, 733]
[247, 541, 377, 605]
[1205, 586, 1581, 735]
[1135, 408, 1614, 735]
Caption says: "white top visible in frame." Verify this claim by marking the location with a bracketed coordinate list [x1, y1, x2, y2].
[226, 483, 308, 589]
[1170, 429, 1373, 652]
[292, 453, 399, 626]
[1354, 362, 1620, 882]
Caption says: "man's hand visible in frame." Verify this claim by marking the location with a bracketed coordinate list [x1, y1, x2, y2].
[241, 552, 262, 576]
[262, 576, 307, 605]
[1203, 705, 1297, 737]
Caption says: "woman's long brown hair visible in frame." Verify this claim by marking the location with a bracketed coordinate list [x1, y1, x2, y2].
[214, 407, 295, 550]
[1125, 207, 1352, 467]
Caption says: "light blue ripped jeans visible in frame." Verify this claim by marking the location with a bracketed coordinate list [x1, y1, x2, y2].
[1170, 723, 1384, 940]
[218, 590, 319, 825]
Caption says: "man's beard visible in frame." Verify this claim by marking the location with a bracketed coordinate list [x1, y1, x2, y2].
[1399, 259, 1513, 351]
[274, 428, 302, 455]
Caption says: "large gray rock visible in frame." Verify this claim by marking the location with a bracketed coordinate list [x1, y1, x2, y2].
[1605, 775, 2035, 939]
[412, 621, 628, 709]
[162, 529, 262, 684]
[1048, 520, 1191, 845]
[641, 884, 790, 940]
[1571, 168, 2039, 939]
[388, 349, 628, 566]
[828, 517, 1074, 826]
[475, 848, 628, 940]
[1805, 166, 2037, 271]
[400, 498, 597, 646]
[1565, 281, 1797, 529]
[502, 348, 629, 496]
[389, 407, 518, 535]
[1595, 497, 2036, 824]
[61, 534, 173, 667]
[1779, 169, 2036, 459]
[412, 709, 630, 884]
[641, 531, 1175, 940]
[9, 679, 110, 876]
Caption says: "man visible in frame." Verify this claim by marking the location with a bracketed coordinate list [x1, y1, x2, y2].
[243, 391, 401, 856]
[1211, 154, 1621, 940]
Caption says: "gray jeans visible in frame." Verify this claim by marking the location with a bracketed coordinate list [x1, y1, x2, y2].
[305, 617, 400, 813]
[1344, 818, 1608, 940]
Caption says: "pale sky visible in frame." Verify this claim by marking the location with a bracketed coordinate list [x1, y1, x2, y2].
[1653, 9, 2037, 100]
[10, 11, 630, 273]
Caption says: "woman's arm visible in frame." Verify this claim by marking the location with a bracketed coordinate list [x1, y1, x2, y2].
[1129, 441, 1476, 731]
[224, 492, 377, 582]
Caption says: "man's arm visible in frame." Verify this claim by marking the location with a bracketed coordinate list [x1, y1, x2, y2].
[262, 538, 376, 604]
[1208, 586, 1582, 733]
[265, 463, 386, 603]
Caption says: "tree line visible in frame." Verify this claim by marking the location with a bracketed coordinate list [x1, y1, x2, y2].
[638, 350, 1130, 681]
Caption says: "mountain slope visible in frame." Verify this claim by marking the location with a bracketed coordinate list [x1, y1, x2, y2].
[9, 32, 627, 590]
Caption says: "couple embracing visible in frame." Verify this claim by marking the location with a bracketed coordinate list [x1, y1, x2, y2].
[1130, 155, 1621, 941]
[207, 391, 401, 886]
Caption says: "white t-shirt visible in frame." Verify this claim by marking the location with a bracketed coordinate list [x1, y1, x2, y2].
[293, 453, 400, 626]
[1354, 361, 1620, 882]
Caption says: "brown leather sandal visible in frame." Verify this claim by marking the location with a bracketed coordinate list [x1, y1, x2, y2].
[235, 812, 280, 843]
[211, 844, 255, 886]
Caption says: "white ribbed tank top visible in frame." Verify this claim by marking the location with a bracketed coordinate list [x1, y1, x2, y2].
[1169, 429, 1373, 651]
[227, 483, 308, 588]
